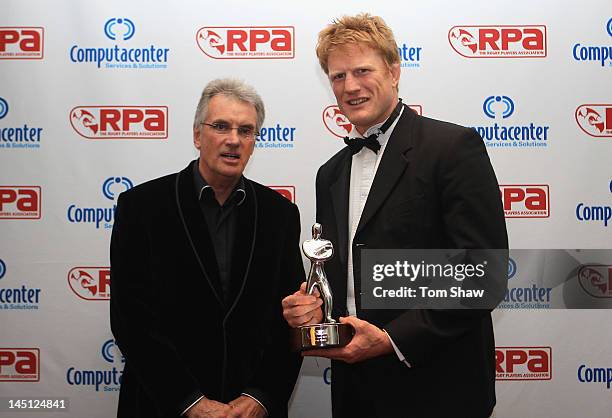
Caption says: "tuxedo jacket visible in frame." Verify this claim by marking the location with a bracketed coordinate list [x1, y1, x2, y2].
[110, 160, 304, 418]
[316, 106, 508, 418]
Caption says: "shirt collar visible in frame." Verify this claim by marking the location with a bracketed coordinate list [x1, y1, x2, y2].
[192, 160, 246, 206]
[348, 105, 404, 149]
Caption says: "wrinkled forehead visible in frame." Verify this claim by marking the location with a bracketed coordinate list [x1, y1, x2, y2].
[204, 94, 257, 125]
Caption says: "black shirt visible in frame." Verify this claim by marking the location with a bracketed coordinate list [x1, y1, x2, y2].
[192, 161, 246, 300]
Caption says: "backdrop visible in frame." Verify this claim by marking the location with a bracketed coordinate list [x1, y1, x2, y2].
[1, 0, 611, 417]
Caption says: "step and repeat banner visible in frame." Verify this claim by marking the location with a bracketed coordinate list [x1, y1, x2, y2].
[1, 0, 611, 417]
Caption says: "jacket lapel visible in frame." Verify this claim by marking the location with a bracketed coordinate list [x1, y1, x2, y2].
[225, 180, 257, 314]
[175, 161, 224, 306]
[356, 106, 417, 235]
[328, 150, 352, 267]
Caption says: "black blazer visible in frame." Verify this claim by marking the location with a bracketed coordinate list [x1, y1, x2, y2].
[316, 106, 508, 418]
[110, 160, 304, 418]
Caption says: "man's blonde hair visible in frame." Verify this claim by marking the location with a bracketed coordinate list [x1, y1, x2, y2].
[316, 13, 400, 75]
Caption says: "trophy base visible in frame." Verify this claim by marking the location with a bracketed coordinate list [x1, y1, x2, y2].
[291, 322, 354, 352]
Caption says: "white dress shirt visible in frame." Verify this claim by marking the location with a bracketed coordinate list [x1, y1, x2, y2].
[346, 106, 411, 367]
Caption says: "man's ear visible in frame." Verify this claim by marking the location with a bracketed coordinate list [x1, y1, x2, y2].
[390, 62, 401, 89]
[193, 126, 201, 149]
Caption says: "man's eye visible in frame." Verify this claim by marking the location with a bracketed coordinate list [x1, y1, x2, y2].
[332, 73, 345, 81]
[214, 123, 230, 132]
[356, 68, 369, 75]
[237, 126, 254, 136]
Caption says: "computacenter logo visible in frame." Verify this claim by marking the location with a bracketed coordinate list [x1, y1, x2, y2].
[0, 97, 44, 150]
[484, 95, 514, 119]
[104, 18, 135, 41]
[102, 177, 133, 200]
[572, 18, 612, 67]
[69, 18, 169, 69]
[397, 41, 422, 68]
[473, 95, 550, 149]
[66, 339, 123, 392]
[0, 97, 8, 119]
[67, 177, 133, 229]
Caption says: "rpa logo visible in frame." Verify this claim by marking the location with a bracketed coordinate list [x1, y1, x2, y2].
[196, 26, 295, 59]
[0, 348, 40, 382]
[269, 186, 295, 204]
[496, 346, 552, 380]
[575, 105, 612, 137]
[70, 106, 168, 140]
[0, 186, 42, 219]
[578, 265, 612, 298]
[449, 25, 546, 58]
[0, 27, 44, 59]
[104, 18, 135, 41]
[500, 185, 550, 218]
[322, 104, 423, 138]
[572, 18, 612, 67]
[67, 177, 133, 229]
[68, 267, 111, 301]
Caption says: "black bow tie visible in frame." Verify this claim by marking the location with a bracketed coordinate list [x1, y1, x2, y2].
[342, 98, 403, 155]
[343, 134, 381, 155]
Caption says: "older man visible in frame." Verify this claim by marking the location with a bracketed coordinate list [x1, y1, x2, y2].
[283, 14, 508, 418]
[111, 79, 304, 418]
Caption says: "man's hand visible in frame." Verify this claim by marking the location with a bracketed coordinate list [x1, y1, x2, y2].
[228, 395, 267, 418]
[184, 397, 233, 418]
[303, 316, 393, 363]
[282, 282, 323, 327]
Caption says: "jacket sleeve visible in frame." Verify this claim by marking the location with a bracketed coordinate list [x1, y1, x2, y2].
[384, 128, 508, 366]
[110, 191, 202, 417]
[243, 202, 305, 416]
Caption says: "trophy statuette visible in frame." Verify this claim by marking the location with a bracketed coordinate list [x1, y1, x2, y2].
[291, 223, 354, 351]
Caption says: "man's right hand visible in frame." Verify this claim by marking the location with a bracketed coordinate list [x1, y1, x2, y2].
[282, 282, 324, 327]
[185, 397, 233, 418]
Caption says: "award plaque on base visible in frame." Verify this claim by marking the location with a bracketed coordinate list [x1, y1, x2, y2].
[291, 223, 354, 351]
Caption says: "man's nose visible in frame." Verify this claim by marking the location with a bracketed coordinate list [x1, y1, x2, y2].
[225, 128, 241, 145]
[344, 73, 360, 93]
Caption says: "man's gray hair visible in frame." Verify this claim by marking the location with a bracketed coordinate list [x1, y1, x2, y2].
[193, 78, 265, 132]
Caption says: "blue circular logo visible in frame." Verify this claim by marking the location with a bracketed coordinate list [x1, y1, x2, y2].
[508, 258, 517, 280]
[483, 95, 514, 119]
[104, 18, 135, 41]
[0, 97, 8, 120]
[607, 18, 612, 38]
[0, 259, 6, 279]
[102, 176, 134, 200]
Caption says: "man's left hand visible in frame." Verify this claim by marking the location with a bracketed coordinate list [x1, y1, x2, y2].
[227, 396, 267, 418]
[303, 316, 393, 363]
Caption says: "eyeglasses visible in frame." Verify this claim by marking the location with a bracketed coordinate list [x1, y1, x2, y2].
[201, 122, 259, 139]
